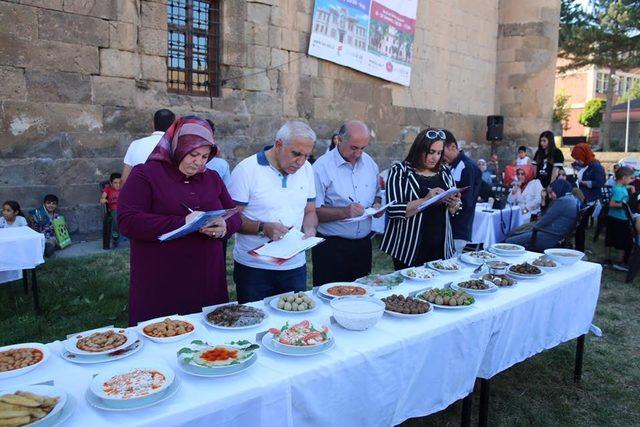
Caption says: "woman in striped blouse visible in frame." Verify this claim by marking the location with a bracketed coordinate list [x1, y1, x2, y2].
[381, 129, 461, 270]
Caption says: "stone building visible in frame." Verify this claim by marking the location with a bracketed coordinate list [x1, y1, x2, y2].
[0, 0, 561, 236]
[313, 6, 367, 50]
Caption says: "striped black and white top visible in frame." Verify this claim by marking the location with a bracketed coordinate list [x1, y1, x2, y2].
[380, 161, 456, 266]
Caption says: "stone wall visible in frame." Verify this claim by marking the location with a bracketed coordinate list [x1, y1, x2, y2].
[0, 0, 560, 235]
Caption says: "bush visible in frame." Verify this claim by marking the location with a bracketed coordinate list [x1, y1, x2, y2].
[579, 98, 606, 128]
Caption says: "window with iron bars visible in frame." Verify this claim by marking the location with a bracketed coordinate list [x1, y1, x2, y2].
[167, 0, 221, 96]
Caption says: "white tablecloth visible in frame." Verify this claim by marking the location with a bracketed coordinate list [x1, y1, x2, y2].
[471, 204, 524, 246]
[0, 253, 601, 427]
[0, 227, 45, 284]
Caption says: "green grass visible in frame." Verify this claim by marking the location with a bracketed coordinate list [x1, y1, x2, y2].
[0, 235, 638, 425]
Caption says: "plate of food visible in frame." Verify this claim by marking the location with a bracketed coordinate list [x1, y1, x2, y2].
[482, 273, 517, 287]
[531, 257, 559, 270]
[507, 262, 544, 279]
[0, 385, 67, 426]
[381, 294, 432, 318]
[177, 340, 259, 377]
[270, 292, 319, 314]
[138, 316, 196, 343]
[543, 248, 584, 265]
[317, 283, 372, 299]
[264, 320, 333, 356]
[417, 288, 475, 309]
[61, 339, 143, 365]
[451, 279, 498, 294]
[459, 250, 498, 265]
[355, 273, 404, 290]
[400, 267, 439, 281]
[63, 328, 137, 356]
[0, 343, 49, 380]
[89, 364, 175, 408]
[426, 260, 462, 273]
[86, 376, 180, 412]
[203, 303, 268, 330]
[489, 243, 526, 256]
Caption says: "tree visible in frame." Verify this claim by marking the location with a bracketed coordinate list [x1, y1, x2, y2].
[619, 79, 640, 103]
[579, 98, 606, 128]
[553, 89, 572, 129]
[559, 0, 640, 150]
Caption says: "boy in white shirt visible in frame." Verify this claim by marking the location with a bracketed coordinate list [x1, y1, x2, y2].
[515, 145, 531, 166]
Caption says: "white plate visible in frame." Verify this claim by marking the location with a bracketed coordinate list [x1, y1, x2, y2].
[90, 364, 175, 402]
[0, 342, 49, 380]
[489, 244, 526, 256]
[507, 267, 544, 279]
[0, 384, 67, 427]
[400, 267, 440, 281]
[531, 259, 560, 271]
[178, 351, 258, 378]
[137, 315, 197, 344]
[426, 261, 462, 273]
[430, 302, 475, 310]
[63, 328, 137, 356]
[85, 377, 180, 412]
[202, 305, 269, 330]
[261, 333, 334, 357]
[269, 295, 319, 315]
[317, 282, 372, 299]
[451, 280, 499, 294]
[459, 252, 498, 266]
[61, 338, 143, 364]
[51, 393, 76, 427]
[384, 308, 433, 318]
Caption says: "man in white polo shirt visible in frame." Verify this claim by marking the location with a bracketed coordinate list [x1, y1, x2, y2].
[121, 109, 175, 184]
[312, 120, 382, 285]
[228, 121, 318, 303]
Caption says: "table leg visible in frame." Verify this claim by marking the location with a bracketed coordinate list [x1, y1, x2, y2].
[460, 389, 473, 427]
[478, 378, 490, 427]
[22, 269, 29, 294]
[31, 269, 40, 316]
[574, 334, 585, 384]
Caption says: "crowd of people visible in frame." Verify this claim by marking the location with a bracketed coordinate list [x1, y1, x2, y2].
[2, 108, 638, 323]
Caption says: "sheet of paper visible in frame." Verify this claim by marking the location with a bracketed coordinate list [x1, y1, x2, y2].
[417, 187, 461, 212]
[253, 229, 324, 259]
[341, 201, 395, 223]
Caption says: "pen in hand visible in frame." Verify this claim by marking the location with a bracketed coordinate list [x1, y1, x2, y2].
[181, 203, 194, 213]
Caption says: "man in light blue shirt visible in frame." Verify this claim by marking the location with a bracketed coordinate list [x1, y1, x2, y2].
[312, 120, 382, 285]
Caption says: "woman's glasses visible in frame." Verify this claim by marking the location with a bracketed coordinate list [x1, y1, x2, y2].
[424, 130, 446, 140]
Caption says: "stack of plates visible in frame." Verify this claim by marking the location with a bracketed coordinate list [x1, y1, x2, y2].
[86, 364, 178, 411]
[61, 327, 142, 364]
[0, 384, 74, 426]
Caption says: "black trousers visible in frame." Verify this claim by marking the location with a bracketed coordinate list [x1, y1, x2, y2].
[575, 205, 594, 252]
[311, 233, 372, 286]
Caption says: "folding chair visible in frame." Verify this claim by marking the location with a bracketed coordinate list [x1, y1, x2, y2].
[530, 205, 591, 251]
[593, 186, 612, 243]
[622, 203, 640, 283]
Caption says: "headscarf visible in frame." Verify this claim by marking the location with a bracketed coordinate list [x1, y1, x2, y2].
[571, 143, 596, 165]
[147, 116, 216, 172]
[517, 166, 535, 190]
[549, 179, 573, 198]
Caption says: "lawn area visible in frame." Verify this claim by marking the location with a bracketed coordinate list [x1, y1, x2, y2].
[0, 235, 638, 425]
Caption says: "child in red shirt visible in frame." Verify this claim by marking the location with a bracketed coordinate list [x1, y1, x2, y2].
[100, 173, 122, 248]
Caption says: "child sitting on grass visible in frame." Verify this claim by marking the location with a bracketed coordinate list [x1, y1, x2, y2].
[28, 194, 61, 257]
[100, 173, 122, 249]
[605, 166, 635, 272]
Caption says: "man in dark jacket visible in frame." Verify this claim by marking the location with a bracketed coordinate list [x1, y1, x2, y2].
[443, 130, 482, 248]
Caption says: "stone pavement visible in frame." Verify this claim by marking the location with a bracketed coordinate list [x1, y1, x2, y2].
[51, 238, 129, 259]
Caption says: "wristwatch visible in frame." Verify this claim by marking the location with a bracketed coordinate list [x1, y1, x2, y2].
[257, 222, 265, 238]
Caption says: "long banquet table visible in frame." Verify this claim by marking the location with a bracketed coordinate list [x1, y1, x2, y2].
[0, 251, 602, 426]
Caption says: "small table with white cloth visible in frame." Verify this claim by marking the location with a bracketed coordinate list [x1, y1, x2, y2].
[471, 203, 523, 246]
[0, 227, 45, 314]
[1, 252, 601, 426]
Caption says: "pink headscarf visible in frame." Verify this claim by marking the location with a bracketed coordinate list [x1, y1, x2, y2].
[148, 116, 217, 173]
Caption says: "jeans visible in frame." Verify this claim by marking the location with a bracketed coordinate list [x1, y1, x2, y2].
[233, 262, 307, 304]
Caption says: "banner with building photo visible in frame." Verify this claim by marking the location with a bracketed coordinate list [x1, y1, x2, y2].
[308, 0, 418, 86]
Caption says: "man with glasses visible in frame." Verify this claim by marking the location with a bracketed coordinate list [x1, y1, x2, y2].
[311, 120, 382, 285]
[228, 121, 319, 303]
[442, 130, 482, 250]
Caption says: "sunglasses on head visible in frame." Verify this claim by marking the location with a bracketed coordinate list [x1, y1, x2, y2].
[424, 130, 446, 140]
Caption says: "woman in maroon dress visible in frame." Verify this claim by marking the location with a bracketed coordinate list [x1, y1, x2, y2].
[118, 116, 241, 325]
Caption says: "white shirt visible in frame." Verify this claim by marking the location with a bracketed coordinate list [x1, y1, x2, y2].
[0, 216, 28, 228]
[313, 148, 379, 239]
[228, 148, 316, 270]
[507, 178, 543, 215]
[516, 156, 531, 166]
[123, 131, 164, 166]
